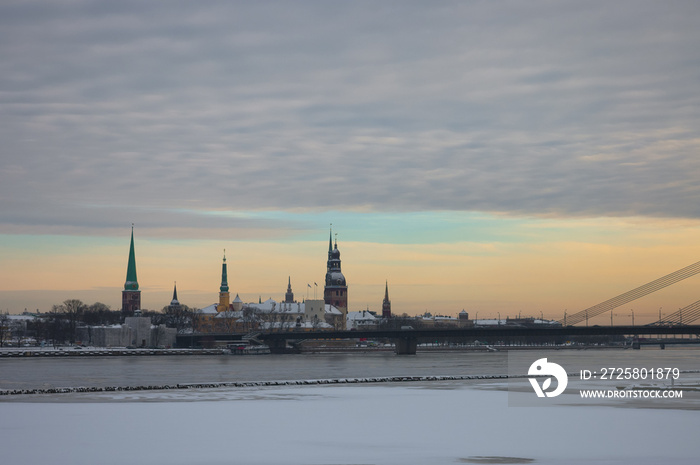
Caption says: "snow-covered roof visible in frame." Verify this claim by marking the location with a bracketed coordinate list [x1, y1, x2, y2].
[421, 315, 457, 321]
[243, 299, 341, 315]
[474, 319, 507, 326]
[474, 318, 560, 326]
[214, 311, 243, 319]
[261, 321, 332, 330]
[347, 311, 378, 322]
[199, 304, 218, 315]
[6, 314, 35, 321]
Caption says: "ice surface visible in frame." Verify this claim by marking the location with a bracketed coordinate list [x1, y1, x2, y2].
[2, 380, 699, 465]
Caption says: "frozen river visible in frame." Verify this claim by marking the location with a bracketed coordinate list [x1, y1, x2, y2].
[2, 348, 700, 465]
[1, 346, 698, 390]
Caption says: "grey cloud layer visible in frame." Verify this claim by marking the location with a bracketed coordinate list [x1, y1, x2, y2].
[1, 0, 699, 235]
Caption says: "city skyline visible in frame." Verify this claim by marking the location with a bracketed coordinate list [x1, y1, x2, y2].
[1, 2, 700, 322]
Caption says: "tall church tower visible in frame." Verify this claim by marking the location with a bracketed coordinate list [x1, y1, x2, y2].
[324, 229, 348, 315]
[382, 280, 392, 319]
[217, 251, 230, 312]
[121, 226, 141, 317]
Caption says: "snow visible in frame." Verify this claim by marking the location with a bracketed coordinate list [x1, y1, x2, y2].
[2, 380, 699, 465]
[198, 303, 218, 314]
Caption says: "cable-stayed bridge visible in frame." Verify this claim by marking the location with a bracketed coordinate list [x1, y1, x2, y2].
[647, 299, 700, 327]
[559, 260, 700, 326]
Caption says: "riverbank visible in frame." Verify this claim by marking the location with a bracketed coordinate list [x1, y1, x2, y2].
[0, 347, 225, 357]
[0, 344, 629, 357]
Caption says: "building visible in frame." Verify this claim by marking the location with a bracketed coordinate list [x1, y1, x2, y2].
[168, 283, 181, 312]
[420, 312, 460, 327]
[194, 231, 350, 333]
[195, 252, 242, 332]
[217, 252, 230, 312]
[324, 229, 348, 326]
[245, 298, 341, 331]
[347, 310, 379, 330]
[121, 226, 141, 316]
[458, 310, 473, 328]
[382, 281, 392, 319]
[284, 276, 294, 303]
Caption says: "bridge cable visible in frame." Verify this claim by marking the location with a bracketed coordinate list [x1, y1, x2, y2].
[560, 260, 700, 326]
[647, 299, 700, 327]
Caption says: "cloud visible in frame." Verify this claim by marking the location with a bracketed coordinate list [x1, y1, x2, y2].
[1, 0, 699, 238]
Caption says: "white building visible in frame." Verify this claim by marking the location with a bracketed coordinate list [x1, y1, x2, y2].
[346, 310, 379, 330]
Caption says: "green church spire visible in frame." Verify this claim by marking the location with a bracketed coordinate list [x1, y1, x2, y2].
[220, 250, 229, 292]
[124, 225, 139, 291]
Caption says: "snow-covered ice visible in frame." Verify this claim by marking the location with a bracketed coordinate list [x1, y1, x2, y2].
[1, 380, 699, 465]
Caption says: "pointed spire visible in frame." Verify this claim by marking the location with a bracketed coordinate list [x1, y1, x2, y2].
[171, 282, 179, 306]
[328, 225, 333, 255]
[382, 279, 391, 319]
[124, 225, 139, 290]
[220, 250, 229, 292]
[285, 276, 294, 303]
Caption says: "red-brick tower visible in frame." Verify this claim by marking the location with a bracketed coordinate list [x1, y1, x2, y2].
[382, 280, 392, 319]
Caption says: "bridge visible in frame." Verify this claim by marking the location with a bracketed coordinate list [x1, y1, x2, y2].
[178, 325, 700, 354]
[559, 259, 700, 326]
[176, 260, 700, 354]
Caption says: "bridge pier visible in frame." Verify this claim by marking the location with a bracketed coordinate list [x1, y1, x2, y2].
[267, 339, 300, 354]
[394, 337, 417, 355]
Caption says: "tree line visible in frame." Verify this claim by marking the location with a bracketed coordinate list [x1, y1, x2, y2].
[0, 299, 199, 347]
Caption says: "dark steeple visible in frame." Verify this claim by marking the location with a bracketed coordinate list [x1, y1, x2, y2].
[324, 228, 347, 317]
[171, 282, 179, 306]
[328, 227, 333, 255]
[285, 276, 294, 303]
[382, 280, 392, 319]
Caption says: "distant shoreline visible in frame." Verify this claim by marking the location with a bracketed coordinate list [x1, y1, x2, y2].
[0, 344, 631, 358]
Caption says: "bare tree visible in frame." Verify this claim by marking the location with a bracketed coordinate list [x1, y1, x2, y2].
[52, 299, 87, 344]
[83, 302, 119, 326]
[0, 313, 9, 347]
[241, 307, 258, 333]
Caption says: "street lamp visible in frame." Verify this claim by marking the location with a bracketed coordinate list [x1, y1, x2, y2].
[630, 309, 634, 327]
[497, 312, 501, 325]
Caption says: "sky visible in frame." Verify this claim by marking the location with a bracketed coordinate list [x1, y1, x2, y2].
[1, 0, 700, 323]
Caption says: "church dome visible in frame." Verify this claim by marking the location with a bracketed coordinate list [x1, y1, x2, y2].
[327, 271, 346, 286]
